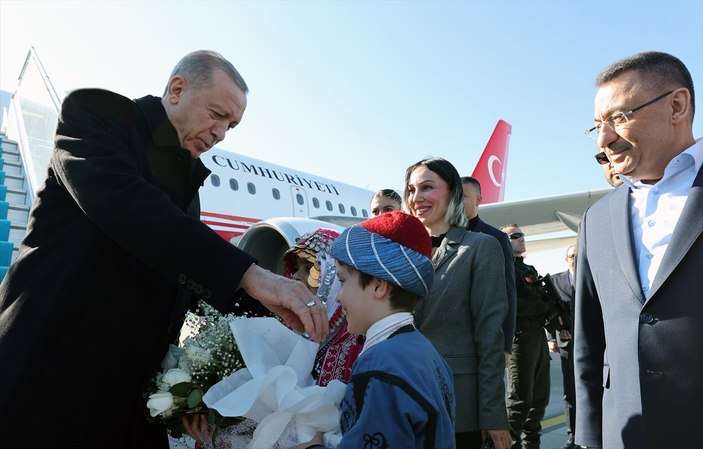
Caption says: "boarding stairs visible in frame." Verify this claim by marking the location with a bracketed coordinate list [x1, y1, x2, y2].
[0, 133, 31, 280]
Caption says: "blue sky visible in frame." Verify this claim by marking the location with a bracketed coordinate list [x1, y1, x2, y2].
[1, 0, 702, 273]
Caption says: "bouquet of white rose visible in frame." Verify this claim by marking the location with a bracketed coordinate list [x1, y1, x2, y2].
[202, 317, 346, 449]
[145, 301, 245, 440]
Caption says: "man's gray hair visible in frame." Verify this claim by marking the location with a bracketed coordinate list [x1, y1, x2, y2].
[164, 50, 249, 96]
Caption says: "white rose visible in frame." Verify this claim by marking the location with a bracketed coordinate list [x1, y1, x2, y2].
[161, 368, 191, 387]
[147, 392, 174, 417]
[185, 345, 212, 365]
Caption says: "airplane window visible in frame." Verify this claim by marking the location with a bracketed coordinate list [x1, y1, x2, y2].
[272, 188, 280, 200]
[229, 178, 239, 191]
[312, 198, 320, 209]
[362, 209, 369, 218]
[210, 174, 220, 187]
[338, 203, 345, 214]
[351, 206, 357, 216]
[296, 194, 304, 205]
[247, 182, 256, 194]
[326, 200, 333, 211]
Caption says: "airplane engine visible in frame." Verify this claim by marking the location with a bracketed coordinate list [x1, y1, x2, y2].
[236, 217, 357, 275]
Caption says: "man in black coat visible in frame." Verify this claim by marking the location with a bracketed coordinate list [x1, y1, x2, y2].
[462, 176, 517, 367]
[0, 50, 327, 448]
[547, 244, 577, 449]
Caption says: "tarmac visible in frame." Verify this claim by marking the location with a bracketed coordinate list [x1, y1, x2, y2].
[538, 352, 573, 449]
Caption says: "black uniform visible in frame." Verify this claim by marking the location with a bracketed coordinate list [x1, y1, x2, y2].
[507, 257, 552, 449]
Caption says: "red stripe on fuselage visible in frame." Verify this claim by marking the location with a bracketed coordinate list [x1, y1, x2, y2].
[200, 211, 260, 223]
[200, 210, 261, 242]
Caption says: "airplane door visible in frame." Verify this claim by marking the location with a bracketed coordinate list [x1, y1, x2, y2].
[291, 186, 309, 217]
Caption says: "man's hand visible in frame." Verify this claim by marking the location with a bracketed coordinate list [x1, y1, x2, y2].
[239, 264, 329, 342]
[548, 340, 559, 353]
[485, 429, 513, 449]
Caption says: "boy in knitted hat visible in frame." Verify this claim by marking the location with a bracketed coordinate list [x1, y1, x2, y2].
[293, 211, 456, 449]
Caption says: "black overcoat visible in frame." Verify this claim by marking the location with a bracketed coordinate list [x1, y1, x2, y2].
[0, 89, 256, 447]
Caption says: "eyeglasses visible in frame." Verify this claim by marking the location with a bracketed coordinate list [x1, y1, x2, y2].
[508, 232, 524, 240]
[585, 90, 674, 139]
[594, 152, 609, 165]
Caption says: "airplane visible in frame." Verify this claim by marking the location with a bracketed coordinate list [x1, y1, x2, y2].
[198, 119, 511, 245]
[1, 47, 610, 274]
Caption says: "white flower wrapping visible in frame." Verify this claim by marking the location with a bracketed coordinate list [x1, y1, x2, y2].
[203, 317, 345, 449]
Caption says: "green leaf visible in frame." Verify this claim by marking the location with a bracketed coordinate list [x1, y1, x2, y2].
[187, 389, 203, 409]
[169, 381, 193, 397]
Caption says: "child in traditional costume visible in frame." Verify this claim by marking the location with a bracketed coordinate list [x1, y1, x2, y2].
[282, 228, 364, 386]
[293, 211, 456, 449]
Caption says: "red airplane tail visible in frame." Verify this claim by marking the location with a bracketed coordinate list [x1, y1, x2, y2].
[470, 120, 512, 204]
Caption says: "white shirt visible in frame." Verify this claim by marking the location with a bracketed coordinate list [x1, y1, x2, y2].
[620, 138, 702, 298]
[359, 312, 414, 356]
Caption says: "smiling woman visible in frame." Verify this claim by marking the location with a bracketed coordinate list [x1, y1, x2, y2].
[402, 157, 513, 449]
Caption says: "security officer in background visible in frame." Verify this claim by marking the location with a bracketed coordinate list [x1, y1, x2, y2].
[500, 224, 555, 449]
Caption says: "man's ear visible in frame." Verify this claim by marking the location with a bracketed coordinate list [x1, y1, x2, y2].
[476, 193, 482, 206]
[670, 87, 692, 125]
[165, 76, 187, 104]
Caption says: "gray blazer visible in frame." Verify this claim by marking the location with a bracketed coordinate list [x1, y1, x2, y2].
[574, 164, 703, 449]
[414, 226, 509, 432]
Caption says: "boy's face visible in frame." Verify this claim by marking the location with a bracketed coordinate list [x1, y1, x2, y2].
[335, 262, 383, 336]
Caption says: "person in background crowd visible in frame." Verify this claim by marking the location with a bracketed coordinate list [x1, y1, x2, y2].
[370, 188, 402, 216]
[576, 51, 702, 449]
[405, 157, 512, 449]
[547, 244, 578, 449]
[0, 50, 326, 449]
[462, 176, 517, 367]
[292, 211, 456, 449]
[594, 151, 623, 187]
[500, 224, 554, 449]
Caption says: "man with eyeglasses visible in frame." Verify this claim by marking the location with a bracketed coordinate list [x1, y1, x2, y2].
[576, 51, 702, 449]
[500, 224, 559, 449]
[547, 245, 578, 449]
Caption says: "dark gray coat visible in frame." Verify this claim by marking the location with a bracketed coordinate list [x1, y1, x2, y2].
[414, 226, 509, 433]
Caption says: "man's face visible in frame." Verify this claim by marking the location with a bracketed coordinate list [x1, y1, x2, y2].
[502, 225, 526, 256]
[602, 161, 623, 188]
[565, 245, 576, 272]
[462, 183, 481, 220]
[594, 71, 674, 183]
[164, 69, 247, 159]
